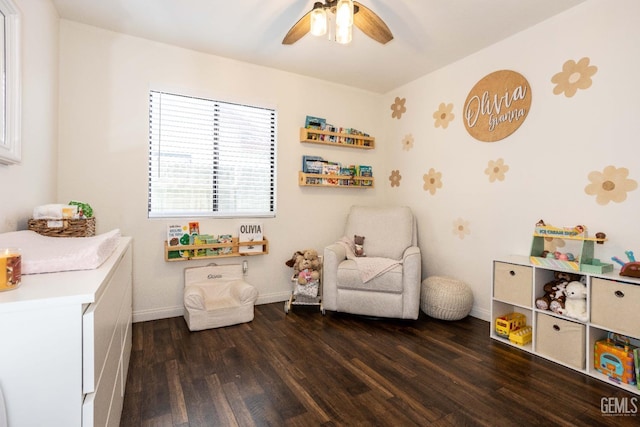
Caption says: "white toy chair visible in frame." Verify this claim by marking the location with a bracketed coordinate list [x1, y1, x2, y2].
[183, 263, 258, 331]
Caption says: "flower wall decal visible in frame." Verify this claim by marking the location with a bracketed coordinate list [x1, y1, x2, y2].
[585, 165, 637, 205]
[484, 158, 510, 182]
[401, 134, 414, 151]
[391, 97, 407, 119]
[389, 170, 402, 187]
[423, 168, 443, 195]
[453, 218, 471, 239]
[551, 57, 598, 98]
[433, 103, 455, 129]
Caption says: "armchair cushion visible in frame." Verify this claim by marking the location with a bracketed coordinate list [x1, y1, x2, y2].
[344, 206, 415, 260]
[337, 260, 403, 293]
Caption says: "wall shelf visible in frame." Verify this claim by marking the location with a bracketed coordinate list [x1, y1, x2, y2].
[298, 171, 374, 188]
[164, 237, 269, 261]
[300, 127, 375, 149]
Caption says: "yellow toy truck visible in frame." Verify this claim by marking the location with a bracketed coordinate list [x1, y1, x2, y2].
[495, 312, 526, 338]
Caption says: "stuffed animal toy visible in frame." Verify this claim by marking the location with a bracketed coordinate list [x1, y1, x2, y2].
[354, 235, 366, 257]
[291, 249, 321, 285]
[535, 280, 567, 313]
[285, 250, 305, 274]
[560, 281, 588, 321]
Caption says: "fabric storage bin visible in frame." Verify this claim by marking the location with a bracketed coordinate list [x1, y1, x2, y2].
[536, 312, 585, 369]
[591, 278, 640, 337]
[493, 262, 532, 307]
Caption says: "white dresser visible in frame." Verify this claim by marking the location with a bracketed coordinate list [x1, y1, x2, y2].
[0, 237, 132, 426]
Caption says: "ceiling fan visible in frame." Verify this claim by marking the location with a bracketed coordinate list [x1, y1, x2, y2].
[282, 0, 393, 45]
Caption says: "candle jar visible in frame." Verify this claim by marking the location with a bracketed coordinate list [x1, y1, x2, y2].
[0, 248, 21, 291]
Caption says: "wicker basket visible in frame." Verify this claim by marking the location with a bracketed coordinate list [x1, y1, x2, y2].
[28, 218, 96, 237]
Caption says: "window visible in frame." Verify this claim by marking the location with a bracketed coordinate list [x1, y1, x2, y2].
[148, 91, 276, 218]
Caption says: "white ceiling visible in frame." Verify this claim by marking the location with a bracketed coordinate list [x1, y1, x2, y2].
[50, 0, 586, 94]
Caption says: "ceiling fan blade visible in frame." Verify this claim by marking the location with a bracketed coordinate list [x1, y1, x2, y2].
[353, 2, 393, 44]
[282, 11, 312, 45]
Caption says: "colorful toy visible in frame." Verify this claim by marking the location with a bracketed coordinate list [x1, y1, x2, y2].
[595, 333, 637, 385]
[611, 250, 640, 278]
[509, 326, 532, 346]
[530, 221, 612, 273]
[495, 312, 526, 338]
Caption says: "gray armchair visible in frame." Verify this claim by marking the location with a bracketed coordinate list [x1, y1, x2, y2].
[323, 206, 422, 319]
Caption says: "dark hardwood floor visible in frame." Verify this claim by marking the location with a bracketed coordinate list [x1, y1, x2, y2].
[121, 303, 638, 426]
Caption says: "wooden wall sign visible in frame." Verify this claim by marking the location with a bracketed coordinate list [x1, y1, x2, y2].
[463, 70, 532, 142]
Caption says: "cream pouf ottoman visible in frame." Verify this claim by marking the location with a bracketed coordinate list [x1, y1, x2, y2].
[421, 276, 473, 320]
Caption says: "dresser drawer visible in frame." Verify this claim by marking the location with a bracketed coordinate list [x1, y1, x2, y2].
[494, 262, 533, 307]
[536, 313, 585, 369]
[83, 246, 132, 394]
[591, 278, 640, 337]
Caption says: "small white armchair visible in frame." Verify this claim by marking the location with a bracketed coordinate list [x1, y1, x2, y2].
[323, 206, 422, 319]
[183, 263, 258, 331]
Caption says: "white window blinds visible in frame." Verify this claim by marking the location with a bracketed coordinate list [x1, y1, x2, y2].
[148, 91, 276, 218]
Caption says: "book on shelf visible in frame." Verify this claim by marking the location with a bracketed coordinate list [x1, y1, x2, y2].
[302, 155, 325, 174]
[322, 162, 341, 185]
[358, 165, 373, 186]
[305, 115, 326, 130]
[339, 166, 355, 186]
[325, 124, 337, 142]
[239, 223, 264, 253]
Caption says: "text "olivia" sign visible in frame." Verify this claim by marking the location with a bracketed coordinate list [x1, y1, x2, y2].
[463, 70, 531, 142]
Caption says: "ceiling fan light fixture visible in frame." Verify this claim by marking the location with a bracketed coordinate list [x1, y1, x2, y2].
[335, 21, 352, 44]
[335, 0, 354, 27]
[310, 2, 327, 37]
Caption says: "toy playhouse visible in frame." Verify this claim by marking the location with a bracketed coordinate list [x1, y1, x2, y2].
[529, 222, 613, 273]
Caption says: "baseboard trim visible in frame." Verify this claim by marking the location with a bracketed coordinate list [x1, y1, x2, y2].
[470, 306, 490, 322]
[132, 291, 292, 323]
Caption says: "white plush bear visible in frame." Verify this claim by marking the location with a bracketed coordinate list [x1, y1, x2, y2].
[561, 281, 588, 322]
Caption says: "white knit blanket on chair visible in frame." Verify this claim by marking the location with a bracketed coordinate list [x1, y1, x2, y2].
[337, 236, 402, 283]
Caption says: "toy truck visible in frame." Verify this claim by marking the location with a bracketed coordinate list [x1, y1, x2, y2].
[495, 312, 526, 338]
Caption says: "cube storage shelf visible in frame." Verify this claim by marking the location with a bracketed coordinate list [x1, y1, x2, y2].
[491, 255, 640, 395]
[300, 127, 375, 149]
[164, 237, 269, 261]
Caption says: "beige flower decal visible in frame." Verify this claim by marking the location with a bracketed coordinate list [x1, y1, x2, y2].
[585, 165, 637, 205]
[391, 97, 407, 119]
[433, 103, 455, 129]
[401, 134, 414, 151]
[551, 57, 598, 97]
[389, 170, 402, 187]
[453, 218, 470, 239]
[423, 168, 443, 195]
[485, 158, 510, 182]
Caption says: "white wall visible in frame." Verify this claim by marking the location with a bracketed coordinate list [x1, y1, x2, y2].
[57, 21, 385, 321]
[383, 0, 640, 320]
[0, 0, 58, 231]
[10, 0, 636, 324]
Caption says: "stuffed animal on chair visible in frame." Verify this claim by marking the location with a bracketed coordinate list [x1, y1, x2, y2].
[354, 235, 366, 257]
